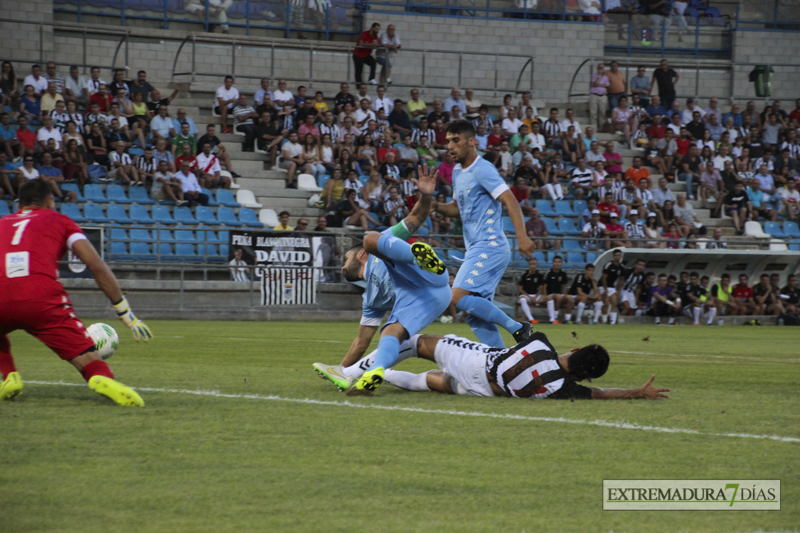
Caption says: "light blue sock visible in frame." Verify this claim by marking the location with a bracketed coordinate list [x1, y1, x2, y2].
[377, 233, 415, 264]
[367, 335, 401, 372]
[457, 295, 522, 335]
[466, 314, 506, 348]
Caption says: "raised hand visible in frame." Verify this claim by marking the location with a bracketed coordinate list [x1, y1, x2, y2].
[411, 163, 439, 197]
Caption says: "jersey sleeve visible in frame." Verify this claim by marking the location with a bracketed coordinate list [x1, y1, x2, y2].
[62, 215, 87, 251]
[476, 160, 509, 200]
[548, 380, 593, 400]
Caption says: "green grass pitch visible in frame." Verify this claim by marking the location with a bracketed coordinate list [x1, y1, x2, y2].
[1, 320, 798, 532]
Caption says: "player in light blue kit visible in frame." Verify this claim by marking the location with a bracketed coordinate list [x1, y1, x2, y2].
[311, 255, 395, 388]
[434, 119, 536, 347]
[322, 164, 451, 394]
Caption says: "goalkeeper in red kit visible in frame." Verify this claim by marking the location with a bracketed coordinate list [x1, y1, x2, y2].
[0, 180, 152, 406]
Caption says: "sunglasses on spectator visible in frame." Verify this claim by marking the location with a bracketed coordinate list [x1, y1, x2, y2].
[25, 158, 33, 162]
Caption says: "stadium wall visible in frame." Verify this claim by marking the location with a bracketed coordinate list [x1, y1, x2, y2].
[1, 0, 54, 65]
[732, 30, 800, 103]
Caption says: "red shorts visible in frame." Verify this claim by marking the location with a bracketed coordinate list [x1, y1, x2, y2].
[0, 278, 96, 360]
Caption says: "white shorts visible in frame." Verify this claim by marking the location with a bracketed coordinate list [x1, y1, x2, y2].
[620, 289, 637, 309]
[433, 335, 496, 397]
[599, 287, 617, 297]
[519, 294, 544, 305]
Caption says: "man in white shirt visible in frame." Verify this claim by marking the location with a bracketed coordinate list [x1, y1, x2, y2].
[371, 85, 394, 115]
[376, 25, 401, 84]
[443, 88, 467, 118]
[196, 141, 231, 189]
[681, 97, 705, 125]
[703, 97, 722, 124]
[528, 122, 547, 152]
[24, 64, 49, 96]
[175, 159, 209, 206]
[229, 248, 251, 282]
[151, 159, 186, 205]
[253, 78, 271, 107]
[109, 143, 142, 186]
[354, 98, 376, 131]
[279, 131, 307, 189]
[712, 144, 733, 171]
[150, 105, 175, 141]
[559, 108, 581, 139]
[462, 88, 482, 120]
[36, 116, 62, 150]
[501, 108, 523, 137]
[271, 78, 294, 110]
[215, 75, 239, 134]
[84, 67, 106, 97]
[64, 66, 88, 107]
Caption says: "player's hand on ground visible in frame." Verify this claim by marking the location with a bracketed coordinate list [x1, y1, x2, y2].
[517, 235, 535, 259]
[411, 163, 438, 196]
[639, 374, 670, 399]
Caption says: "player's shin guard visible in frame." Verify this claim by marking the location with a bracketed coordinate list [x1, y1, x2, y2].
[366, 336, 401, 372]
[465, 314, 505, 348]
[81, 360, 115, 381]
[384, 369, 431, 391]
[457, 295, 521, 335]
[519, 297, 534, 322]
[0, 335, 17, 379]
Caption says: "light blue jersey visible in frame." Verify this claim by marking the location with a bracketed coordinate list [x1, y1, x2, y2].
[453, 156, 510, 251]
[361, 256, 395, 326]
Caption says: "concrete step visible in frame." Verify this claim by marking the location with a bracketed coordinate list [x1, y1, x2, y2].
[257, 196, 313, 209]
[235, 177, 292, 190]
[228, 151, 270, 161]
[228, 159, 268, 175]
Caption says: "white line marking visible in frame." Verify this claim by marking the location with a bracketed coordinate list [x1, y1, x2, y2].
[26, 380, 800, 444]
[161, 335, 347, 344]
[615, 350, 800, 363]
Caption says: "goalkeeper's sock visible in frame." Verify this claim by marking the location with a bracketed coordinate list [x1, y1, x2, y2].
[81, 360, 114, 381]
[384, 370, 431, 391]
[0, 342, 17, 379]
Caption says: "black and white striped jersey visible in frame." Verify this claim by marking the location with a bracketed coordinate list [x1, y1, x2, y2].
[486, 332, 593, 400]
[621, 267, 645, 292]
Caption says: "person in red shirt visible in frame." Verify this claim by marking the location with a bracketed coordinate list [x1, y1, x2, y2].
[604, 212, 629, 248]
[175, 143, 198, 173]
[731, 273, 758, 315]
[597, 191, 620, 224]
[0, 179, 152, 406]
[486, 124, 505, 147]
[674, 127, 692, 157]
[89, 83, 114, 113]
[789, 98, 800, 126]
[510, 177, 529, 204]
[14, 116, 37, 158]
[646, 115, 666, 139]
[353, 22, 381, 84]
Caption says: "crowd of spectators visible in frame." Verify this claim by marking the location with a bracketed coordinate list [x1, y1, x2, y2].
[0, 61, 237, 207]
[516, 251, 800, 325]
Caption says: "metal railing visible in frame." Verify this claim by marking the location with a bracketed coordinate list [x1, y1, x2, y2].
[170, 32, 535, 93]
[53, 0, 362, 39]
[735, 0, 800, 30]
[364, 0, 606, 21]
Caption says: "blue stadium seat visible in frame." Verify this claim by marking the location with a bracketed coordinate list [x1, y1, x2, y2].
[199, 243, 225, 262]
[542, 217, 564, 236]
[0, 202, 9, 218]
[107, 204, 133, 224]
[106, 184, 132, 204]
[152, 205, 177, 224]
[130, 242, 155, 261]
[84, 203, 110, 223]
[764, 221, 787, 238]
[174, 206, 199, 225]
[563, 238, 582, 251]
[566, 252, 584, 267]
[586, 252, 597, 263]
[174, 229, 198, 243]
[216, 189, 241, 207]
[199, 229, 220, 243]
[108, 241, 130, 260]
[572, 200, 587, 218]
[84, 184, 107, 203]
[130, 204, 154, 223]
[196, 206, 218, 225]
[217, 207, 243, 226]
[156, 229, 176, 243]
[219, 244, 229, 257]
[535, 199, 557, 217]
[533, 250, 551, 269]
[61, 204, 86, 222]
[558, 217, 582, 236]
[217, 230, 229, 244]
[238, 208, 262, 227]
[319, 174, 331, 189]
[175, 243, 202, 262]
[128, 186, 156, 205]
[502, 216, 514, 233]
[156, 242, 175, 261]
[555, 200, 574, 217]
[129, 228, 152, 242]
[201, 188, 220, 207]
[789, 243, 800, 251]
[61, 183, 86, 202]
[783, 221, 800, 238]
[109, 227, 129, 242]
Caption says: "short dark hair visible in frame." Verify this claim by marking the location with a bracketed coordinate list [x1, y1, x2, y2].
[552, 255, 563, 262]
[19, 179, 53, 207]
[569, 344, 610, 381]
[658, 273, 668, 279]
[721, 273, 730, 280]
[347, 242, 364, 255]
[636, 258, 646, 264]
[550, 107, 558, 113]
[225, 75, 234, 81]
[279, 210, 290, 217]
[138, 70, 146, 76]
[445, 119, 475, 138]
[585, 264, 595, 270]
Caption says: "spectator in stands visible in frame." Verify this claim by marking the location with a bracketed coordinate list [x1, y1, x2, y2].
[151, 105, 175, 142]
[605, 212, 630, 248]
[40, 82, 64, 114]
[355, 98, 376, 132]
[213, 75, 239, 134]
[779, 179, 800, 222]
[397, 135, 418, 167]
[611, 96, 637, 148]
[443, 88, 466, 120]
[147, 85, 180, 116]
[254, 111, 282, 166]
[561, 126, 583, 164]
[589, 63, 609, 130]
[196, 141, 230, 189]
[629, 66, 652, 107]
[24, 64, 48, 96]
[720, 181, 748, 234]
[606, 61, 626, 111]
[569, 157, 593, 200]
[184, 0, 233, 33]
[173, 108, 198, 140]
[37, 152, 77, 203]
[353, 23, 381, 84]
[339, 188, 375, 231]
[582, 209, 607, 251]
[674, 193, 704, 237]
[650, 176, 673, 211]
[461, 88, 482, 121]
[376, 24, 401, 85]
[1, 61, 19, 105]
[197, 124, 238, 177]
[678, 144, 701, 199]
[699, 160, 723, 214]
[415, 135, 437, 165]
[280, 131, 306, 189]
[273, 211, 293, 231]
[151, 159, 187, 205]
[174, 158, 208, 207]
[109, 142, 142, 186]
[302, 134, 326, 178]
[406, 89, 428, 127]
[36, 115, 61, 151]
[636, 177, 656, 213]
[705, 113, 724, 143]
[0, 152, 16, 197]
[84, 66, 105, 97]
[333, 82, 355, 115]
[89, 83, 113, 114]
[382, 186, 407, 225]
[151, 137, 174, 173]
[171, 122, 197, 156]
[389, 99, 412, 140]
[229, 94, 257, 151]
[543, 108, 562, 149]
[19, 85, 42, 124]
[501, 108, 522, 138]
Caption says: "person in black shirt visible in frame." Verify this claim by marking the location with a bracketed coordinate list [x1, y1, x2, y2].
[651, 59, 678, 109]
[600, 248, 625, 324]
[333, 83, 356, 115]
[636, 272, 655, 314]
[781, 274, 800, 314]
[254, 111, 283, 166]
[517, 257, 546, 325]
[569, 263, 602, 324]
[544, 256, 571, 324]
[196, 124, 238, 178]
[723, 182, 748, 234]
[255, 94, 279, 124]
[146, 86, 180, 116]
[619, 258, 647, 316]
[753, 273, 785, 316]
[682, 271, 717, 325]
[685, 111, 705, 142]
[426, 100, 447, 125]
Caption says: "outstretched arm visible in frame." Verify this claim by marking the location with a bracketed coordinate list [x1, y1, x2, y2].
[590, 375, 670, 399]
[403, 163, 438, 233]
[497, 189, 535, 258]
[340, 324, 379, 367]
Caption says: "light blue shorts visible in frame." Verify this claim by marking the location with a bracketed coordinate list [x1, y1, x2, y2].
[453, 245, 510, 300]
[385, 283, 451, 337]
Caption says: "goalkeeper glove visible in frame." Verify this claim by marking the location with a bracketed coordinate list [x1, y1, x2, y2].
[112, 296, 153, 342]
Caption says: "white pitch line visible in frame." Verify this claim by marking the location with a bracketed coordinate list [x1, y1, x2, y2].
[26, 380, 800, 444]
[615, 350, 800, 363]
[160, 335, 348, 344]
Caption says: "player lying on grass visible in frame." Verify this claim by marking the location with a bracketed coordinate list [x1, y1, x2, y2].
[383, 332, 670, 400]
[0, 179, 151, 406]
